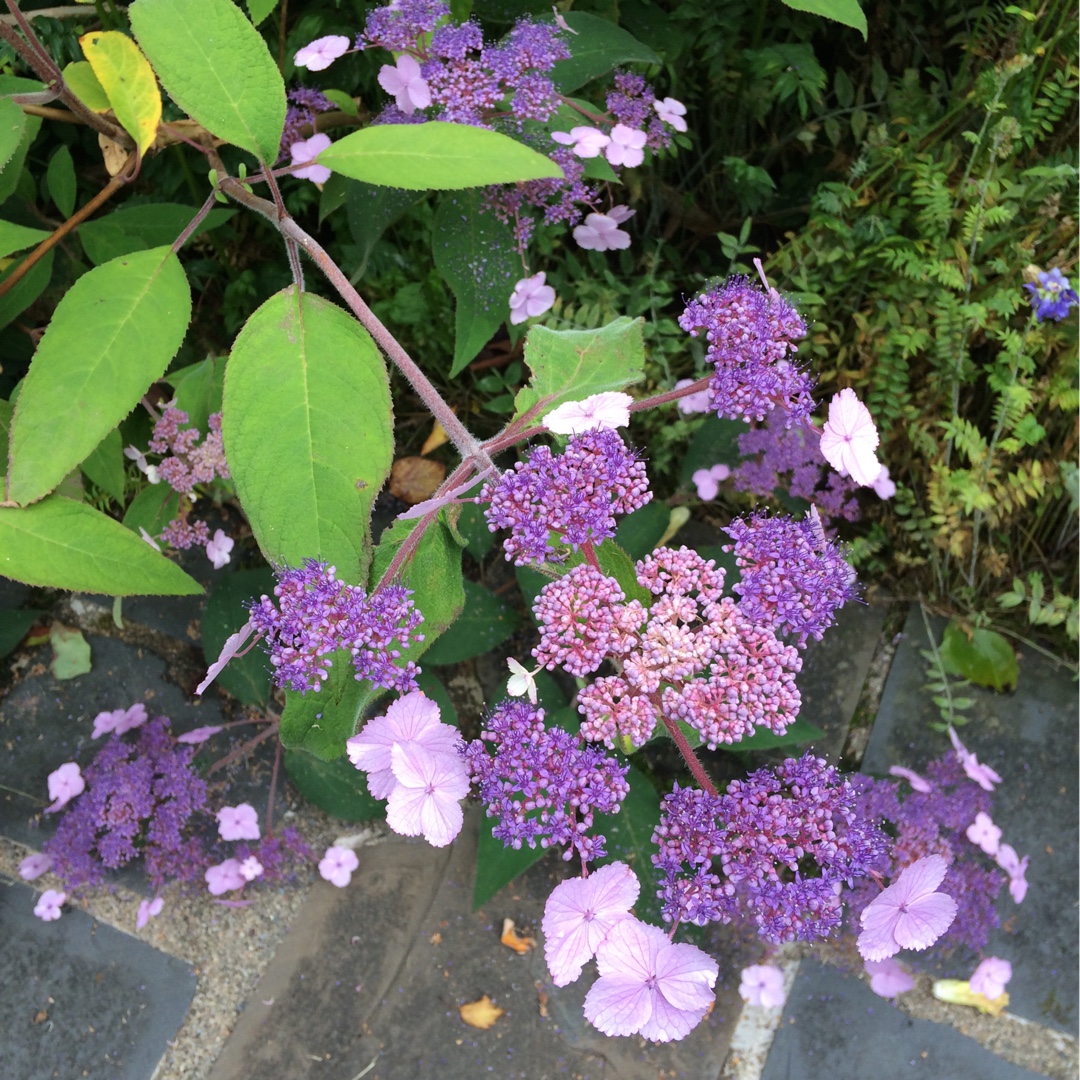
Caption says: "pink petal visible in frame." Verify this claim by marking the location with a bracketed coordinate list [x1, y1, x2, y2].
[654, 942, 718, 1011]
[638, 991, 706, 1043]
[418, 791, 464, 847]
[888, 765, 931, 793]
[856, 903, 902, 962]
[865, 958, 914, 998]
[385, 782, 426, 837]
[595, 918, 664, 981]
[892, 892, 957, 951]
[890, 853, 950, 902]
[196, 620, 256, 696]
[545, 919, 599, 987]
[583, 974, 654, 1037]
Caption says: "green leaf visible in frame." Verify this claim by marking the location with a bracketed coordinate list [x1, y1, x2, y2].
[224, 288, 393, 585]
[122, 483, 180, 539]
[0, 495, 203, 595]
[548, 13, 660, 94]
[0, 607, 41, 658]
[0, 248, 53, 331]
[473, 812, 549, 910]
[45, 146, 77, 217]
[279, 652, 370, 760]
[164, 354, 225, 436]
[81, 30, 162, 156]
[939, 621, 1019, 692]
[513, 317, 646, 423]
[79, 203, 235, 265]
[729, 716, 826, 751]
[246, 0, 278, 26]
[679, 413, 745, 488]
[455, 499, 495, 559]
[80, 428, 126, 502]
[283, 748, 385, 821]
[0, 397, 9, 476]
[614, 501, 670, 560]
[6, 247, 191, 506]
[318, 121, 562, 190]
[0, 219, 49, 260]
[129, 0, 285, 162]
[422, 579, 519, 665]
[433, 191, 519, 376]
[62, 61, 111, 112]
[202, 568, 275, 706]
[416, 670, 457, 726]
[779, 0, 867, 37]
[345, 180, 423, 279]
[320, 89, 358, 117]
[50, 624, 91, 679]
[0, 114, 39, 207]
[0, 97, 26, 175]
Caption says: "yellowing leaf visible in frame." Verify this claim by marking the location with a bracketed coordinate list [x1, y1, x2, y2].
[49, 624, 92, 679]
[500, 917, 536, 955]
[80, 31, 161, 155]
[459, 994, 504, 1029]
[62, 61, 110, 112]
[932, 979, 1010, 1017]
[97, 132, 130, 177]
[421, 418, 449, 456]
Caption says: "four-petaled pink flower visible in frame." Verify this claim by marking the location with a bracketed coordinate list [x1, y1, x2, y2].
[856, 854, 958, 962]
[541, 861, 639, 987]
[995, 843, 1029, 904]
[674, 378, 712, 414]
[873, 464, 897, 499]
[44, 762, 85, 814]
[573, 207, 635, 252]
[177, 725, 223, 745]
[819, 388, 883, 487]
[738, 964, 786, 1008]
[653, 97, 688, 132]
[294, 34, 350, 71]
[888, 765, 931, 793]
[584, 918, 718, 1042]
[205, 858, 247, 896]
[509, 272, 556, 325]
[377, 54, 431, 115]
[206, 529, 234, 569]
[692, 464, 731, 501]
[604, 124, 647, 168]
[34, 889, 66, 922]
[551, 126, 610, 158]
[319, 845, 359, 888]
[216, 803, 261, 841]
[865, 957, 914, 999]
[544, 392, 634, 435]
[19, 852, 52, 880]
[386, 743, 469, 847]
[290, 134, 332, 185]
[92, 702, 149, 739]
[948, 727, 1002, 792]
[965, 811, 1002, 856]
[136, 897, 164, 929]
[969, 957, 1011, 1001]
[240, 856, 264, 882]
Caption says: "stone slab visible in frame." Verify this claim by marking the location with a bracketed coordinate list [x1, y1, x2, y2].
[862, 605, 1078, 1034]
[0, 874, 197, 1080]
[209, 808, 757, 1080]
[762, 960, 1047, 1080]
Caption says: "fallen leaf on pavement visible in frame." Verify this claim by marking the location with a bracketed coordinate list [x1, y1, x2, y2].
[459, 995, 504, 1030]
[501, 917, 536, 955]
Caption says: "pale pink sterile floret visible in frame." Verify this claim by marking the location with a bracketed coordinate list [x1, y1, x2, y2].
[206, 529, 234, 569]
[91, 702, 149, 739]
[34, 889, 66, 921]
[654, 97, 688, 132]
[541, 861, 640, 987]
[856, 854, 958, 962]
[888, 765, 931, 793]
[294, 34, 350, 71]
[969, 957, 1012, 1001]
[290, 133, 333, 185]
[544, 392, 634, 435]
[196, 619, 256, 697]
[819, 388, 883, 487]
[509, 272, 556, 325]
[136, 897, 164, 930]
[377, 54, 431, 114]
[584, 918, 718, 1042]
[19, 852, 52, 880]
[551, 126, 611, 158]
[739, 964, 786, 1008]
[873, 464, 897, 499]
[965, 811, 1002, 856]
[319, 845, 359, 888]
[240, 856, 264, 882]
[44, 762, 85, 814]
[216, 803, 261, 841]
[995, 843, 1030, 904]
[604, 123, 647, 168]
[205, 858, 246, 896]
[948, 726, 1002, 792]
[506, 657, 540, 704]
[176, 725, 223, 745]
[691, 464, 730, 501]
[865, 958, 915, 998]
[385, 742, 469, 847]
[674, 378, 713, 414]
[573, 211, 633, 252]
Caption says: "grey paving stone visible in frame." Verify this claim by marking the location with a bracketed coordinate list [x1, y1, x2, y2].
[861, 605, 1078, 1034]
[208, 808, 756, 1080]
[0, 875, 196, 1080]
[762, 960, 1047, 1080]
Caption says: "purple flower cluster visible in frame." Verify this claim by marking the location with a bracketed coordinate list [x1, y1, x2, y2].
[723, 511, 859, 644]
[733, 410, 861, 524]
[848, 753, 1007, 952]
[247, 560, 424, 695]
[653, 755, 887, 941]
[280, 87, 337, 159]
[483, 429, 651, 565]
[464, 699, 630, 865]
[1024, 268, 1078, 322]
[606, 71, 669, 154]
[530, 546, 802, 751]
[45, 717, 210, 891]
[679, 276, 814, 425]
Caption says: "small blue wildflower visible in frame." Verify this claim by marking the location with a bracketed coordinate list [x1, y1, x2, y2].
[1024, 267, 1078, 322]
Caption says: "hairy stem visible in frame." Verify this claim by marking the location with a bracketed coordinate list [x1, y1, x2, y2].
[170, 188, 221, 254]
[628, 374, 712, 413]
[659, 710, 717, 797]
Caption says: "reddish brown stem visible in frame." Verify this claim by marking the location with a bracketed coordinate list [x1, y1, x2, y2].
[628, 375, 711, 413]
[659, 709, 717, 797]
